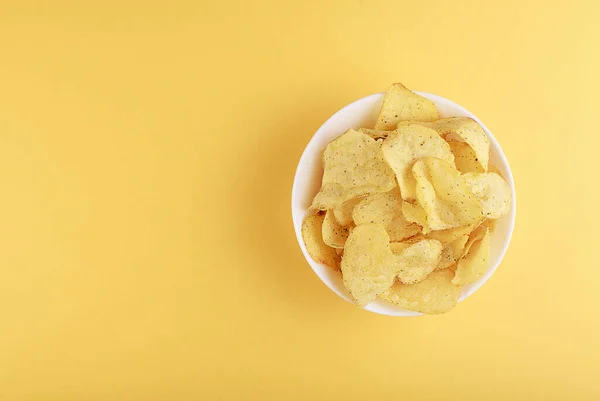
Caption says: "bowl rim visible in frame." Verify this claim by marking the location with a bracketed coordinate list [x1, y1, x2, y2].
[291, 91, 516, 316]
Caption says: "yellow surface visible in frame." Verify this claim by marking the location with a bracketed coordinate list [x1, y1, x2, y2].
[0, 1, 598, 399]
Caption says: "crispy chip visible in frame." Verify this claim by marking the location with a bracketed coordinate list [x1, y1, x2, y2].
[452, 227, 491, 285]
[390, 242, 411, 254]
[381, 269, 460, 314]
[428, 117, 490, 171]
[394, 239, 443, 284]
[463, 172, 511, 219]
[352, 188, 421, 242]
[382, 124, 455, 200]
[322, 210, 351, 249]
[358, 128, 391, 140]
[301, 214, 339, 269]
[437, 234, 469, 270]
[341, 223, 398, 307]
[449, 141, 485, 174]
[413, 157, 482, 231]
[310, 129, 396, 210]
[402, 201, 429, 230]
[332, 196, 364, 227]
[375, 83, 440, 130]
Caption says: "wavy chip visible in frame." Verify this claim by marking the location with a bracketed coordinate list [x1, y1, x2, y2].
[452, 227, 491, 285]
[394, 239, 443, 284]
[301, 214, 339, 269]
[358, 128, 391, 140]
[428, 117, 490, 171]
[322, 210, 351, 249]
[413, 157, 482, 231]
[381, 269, 460, 314]
[332, 196, 364, 227]
[375, 83, 440, 130]
[449, 141, 485, 174]
[382, 124, 455, 200]
[463, 172, 511, 219]
[310, 129, 396, 211]
[437, 234, 470, 270]
[341, 223, 398, 307]
[352, 188, 421, 242]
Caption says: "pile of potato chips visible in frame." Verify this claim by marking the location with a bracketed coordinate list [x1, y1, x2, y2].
[302, 83, 511, 314]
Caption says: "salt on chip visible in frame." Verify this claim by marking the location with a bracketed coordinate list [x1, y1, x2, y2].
[449, 141, 485, 174]
[341, 223, 397, 307]
[352, 188, 421, 242]
[452, 227, 491, 285]
[301, 214, 339, 269]
[412, 157, 482, 231]
[381, 269, 460, 314]
[322, 210, 351, 249]
[332, 196, 364, 227]
[381, 124, 455, 200]
[428, 117, 490, 171]
[310, 129, 396, 211]
[394, 239, 443, 284]
[375, 83, 440, 130]
[463, 172, 511, 219]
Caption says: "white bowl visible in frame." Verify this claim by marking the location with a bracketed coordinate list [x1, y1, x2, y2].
[291, 92, 516, 316]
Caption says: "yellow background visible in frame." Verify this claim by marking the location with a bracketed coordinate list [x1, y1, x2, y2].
[0, 1, 598, 400]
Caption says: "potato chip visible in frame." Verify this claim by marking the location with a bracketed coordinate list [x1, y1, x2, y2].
[341, 223, 398, 307]
[382, 124, 455, 200]
[381, 269, 460, 314]
[463, 172, 511, 219]
[301, 214, 339, 269]
[310, 129, 396, 210]
[352, 188, 421, 242]
[437, 234, 469, 270]
[401, 201, 429, 230]
[375, 83, 440, 130]
[358, 128, 391, 140]
[452, 227, 491, 285]
[449, 141, 485, 174]
[390, 242, 411, 254]
[426, 223, 478, 244]
[321, 210, 351, 249]
[394, 239, 443, 284]
[332, 196, 364, 227]
[428, 117, 490, 171]
[412, 157, 482, 231]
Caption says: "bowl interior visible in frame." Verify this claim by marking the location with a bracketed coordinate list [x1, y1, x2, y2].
[291, 92, 516, 316]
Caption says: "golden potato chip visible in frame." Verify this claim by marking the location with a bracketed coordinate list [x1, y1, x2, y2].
[322, 210, 351, 249]
[437, 234, 469, 270]
[381, 269, 460, 314]
[375, 83, 440, 130]
[452, 228, 491, 285]
[352, 188, 421, 242]
[402, 201, 429, 230]
[428, 117, 490, 171]
[332, 196, 364, 227]
[395, 239, 443, 284]
[382, 124, 455, 200]
[426, 223, 478, 244]
[390, 242, 411, 254]
[449, 141, 485, 174]
[358, 128, 391, 140]
[463, 172, 511, 219]
[412, 157, 482, 231]
[310, 129, 396, 210]
[301, 214, 339, 269]
[341, 223, 398, 307]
